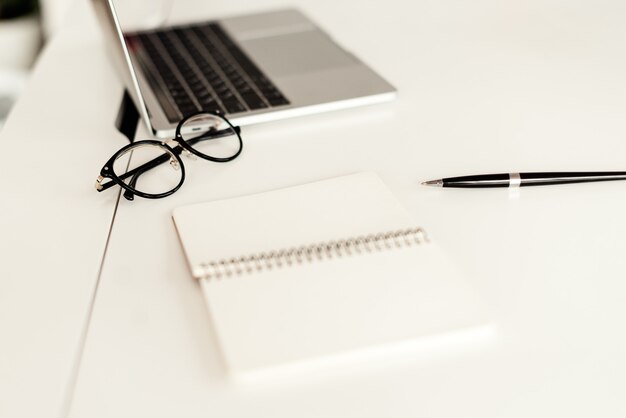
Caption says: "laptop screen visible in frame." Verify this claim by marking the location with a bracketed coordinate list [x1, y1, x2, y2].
[91, 0, 175, 134]
[108, 1, 173, 33]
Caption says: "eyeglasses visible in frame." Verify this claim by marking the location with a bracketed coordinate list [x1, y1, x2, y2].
[95, 111, 242, 200]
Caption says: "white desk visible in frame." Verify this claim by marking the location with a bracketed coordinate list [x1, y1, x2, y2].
[2, 0, 626, 417]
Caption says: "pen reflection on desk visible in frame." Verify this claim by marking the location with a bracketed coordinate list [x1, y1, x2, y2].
[422, 172, 626, 188]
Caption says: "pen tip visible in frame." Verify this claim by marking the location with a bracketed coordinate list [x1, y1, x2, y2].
[421, 179, 443, 187]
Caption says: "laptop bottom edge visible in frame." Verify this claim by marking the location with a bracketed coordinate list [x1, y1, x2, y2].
[152, 92, 398, 138]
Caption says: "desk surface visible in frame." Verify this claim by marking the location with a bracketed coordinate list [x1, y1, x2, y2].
[2, 0, 626, 417]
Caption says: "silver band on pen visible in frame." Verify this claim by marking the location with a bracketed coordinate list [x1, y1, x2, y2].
[509, 173, 521, 188]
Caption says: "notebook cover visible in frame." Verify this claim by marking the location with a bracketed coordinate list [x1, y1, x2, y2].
[172, 172, 489, 374]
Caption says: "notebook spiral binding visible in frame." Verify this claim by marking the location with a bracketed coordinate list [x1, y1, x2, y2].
[198, 227, 429, 280]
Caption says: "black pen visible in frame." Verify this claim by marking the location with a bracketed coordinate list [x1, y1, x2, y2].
[422, 172, 626, 188]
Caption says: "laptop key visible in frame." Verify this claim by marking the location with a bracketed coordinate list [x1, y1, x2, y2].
[199, 96, 218, 107]
[267, 96, 289, 106]
[179, 105, 199, 117]
[222, 100, 246, 114]
[200, 101, 220, 111]
[196, 89, 212, 99]
[240, 92, 268, 110]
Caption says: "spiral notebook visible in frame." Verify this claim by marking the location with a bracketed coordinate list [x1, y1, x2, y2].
[172, 173, 489, 375]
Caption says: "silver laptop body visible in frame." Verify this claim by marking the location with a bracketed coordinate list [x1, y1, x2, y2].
[92, 0, 396, 138]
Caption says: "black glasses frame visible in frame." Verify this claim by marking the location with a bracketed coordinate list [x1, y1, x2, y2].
[95, 111, 243, 200]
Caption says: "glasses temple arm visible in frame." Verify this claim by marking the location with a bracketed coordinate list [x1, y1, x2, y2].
[98, 149, 176, 193]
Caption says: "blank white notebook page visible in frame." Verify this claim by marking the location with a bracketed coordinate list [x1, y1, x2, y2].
[172, 172, 489, 374]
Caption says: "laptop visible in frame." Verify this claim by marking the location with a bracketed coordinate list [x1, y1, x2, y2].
[91, 0, 397, 137]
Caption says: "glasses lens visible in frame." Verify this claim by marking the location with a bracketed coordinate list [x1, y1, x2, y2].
[179, 113, 241, 160]
[112, 143, 183, 197]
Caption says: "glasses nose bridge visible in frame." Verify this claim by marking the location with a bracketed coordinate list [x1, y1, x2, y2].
[164, 138, 178, 148]
[164, 137, 197, 160]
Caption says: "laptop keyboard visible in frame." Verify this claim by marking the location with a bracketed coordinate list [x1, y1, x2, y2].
[126, 22, 290, 123]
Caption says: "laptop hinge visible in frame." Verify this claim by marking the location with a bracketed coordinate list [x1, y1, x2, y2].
[115, 90, 140, 143]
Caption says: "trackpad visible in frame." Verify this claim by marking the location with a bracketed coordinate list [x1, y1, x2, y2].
[239, 30, 358, 77]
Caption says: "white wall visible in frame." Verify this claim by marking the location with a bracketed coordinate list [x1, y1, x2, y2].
[40, 0, 73, 38]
